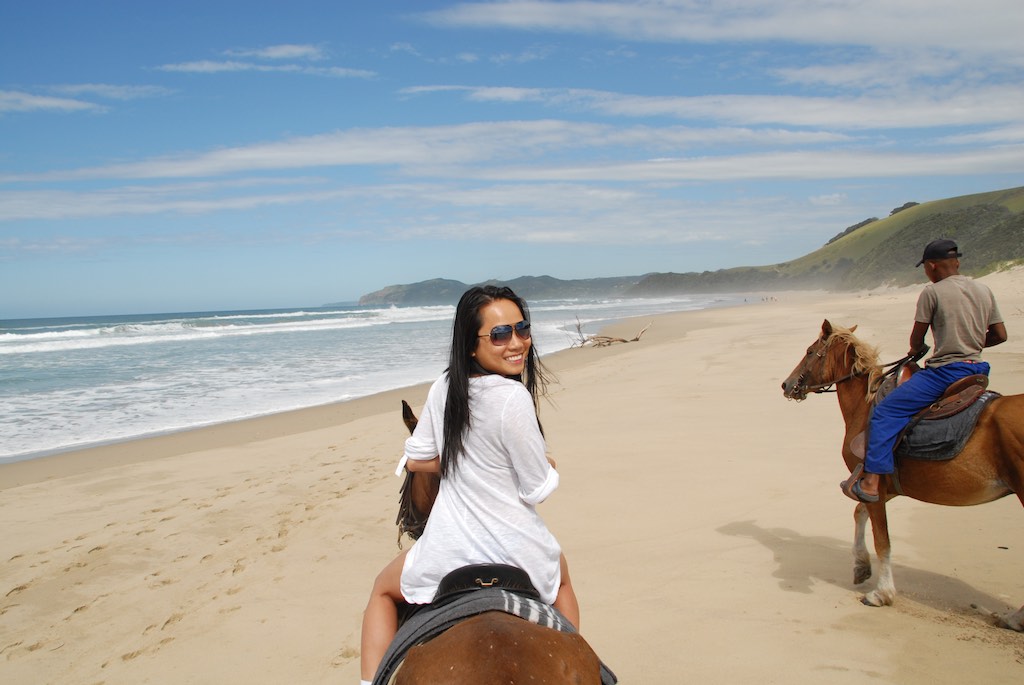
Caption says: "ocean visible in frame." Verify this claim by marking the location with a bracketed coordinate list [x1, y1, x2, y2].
[0, 295, 744, 463]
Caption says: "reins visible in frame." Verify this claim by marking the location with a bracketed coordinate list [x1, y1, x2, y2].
[804, 369, 860, 394]
[808, 342, 927, 395]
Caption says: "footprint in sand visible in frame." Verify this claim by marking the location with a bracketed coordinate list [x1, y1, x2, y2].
[120, 637, 175, 662]
[331, 645, 359, 666]
[162, 612, 184, 629]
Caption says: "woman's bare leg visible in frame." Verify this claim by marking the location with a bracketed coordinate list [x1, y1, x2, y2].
[360, 550, 408, 681]
[553, 552, 580, 629]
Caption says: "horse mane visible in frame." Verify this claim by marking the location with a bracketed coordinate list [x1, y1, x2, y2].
[826, 324, 884, 401]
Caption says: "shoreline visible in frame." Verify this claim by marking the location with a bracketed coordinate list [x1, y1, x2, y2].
[0, 296, 749, 490]
[0, 383, 433, 490]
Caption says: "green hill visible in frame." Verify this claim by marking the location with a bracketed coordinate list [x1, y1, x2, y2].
[629, 185, 1024, 295]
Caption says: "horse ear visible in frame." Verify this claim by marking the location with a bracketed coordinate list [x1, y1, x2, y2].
[849, 324, 857, 333]
[821, 319, 833, 338]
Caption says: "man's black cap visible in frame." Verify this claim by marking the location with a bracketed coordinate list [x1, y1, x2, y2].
[916, 239, 962, 267]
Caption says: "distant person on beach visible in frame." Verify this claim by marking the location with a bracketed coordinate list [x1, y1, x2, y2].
[359, 285, 580, 684]
[841, 239, 1007, 502]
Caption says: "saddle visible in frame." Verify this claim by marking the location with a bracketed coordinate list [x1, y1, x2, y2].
[890, 356, 990, 421]
[377, 565, 617, 685]
[396, 563, 540, 627]
[433, 563, 540, 604]
[850, 368, 996, 463]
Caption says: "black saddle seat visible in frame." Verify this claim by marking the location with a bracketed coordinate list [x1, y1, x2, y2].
[434, 563, 540, 605]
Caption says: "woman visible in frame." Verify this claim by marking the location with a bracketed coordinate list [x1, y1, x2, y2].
[359, 285, 580, 684]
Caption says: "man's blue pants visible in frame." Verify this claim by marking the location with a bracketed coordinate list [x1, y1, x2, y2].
[865, 361, 990, 475]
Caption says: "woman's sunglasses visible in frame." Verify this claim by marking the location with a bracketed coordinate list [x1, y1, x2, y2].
[479, 320, 532, 346]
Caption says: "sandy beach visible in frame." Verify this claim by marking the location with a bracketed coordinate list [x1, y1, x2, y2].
[3, 270, 1023, 684]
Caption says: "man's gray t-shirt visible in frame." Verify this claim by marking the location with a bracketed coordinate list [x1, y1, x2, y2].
[915, 274, 1003, 367]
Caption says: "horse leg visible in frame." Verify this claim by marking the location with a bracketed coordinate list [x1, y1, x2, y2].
[999, 606, 1024, 632]
[852, 503, 872, 585]
[862, 501, 896, 607]
[994, 491, 1024, 631]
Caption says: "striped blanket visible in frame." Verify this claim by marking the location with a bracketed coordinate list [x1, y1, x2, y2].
[373, 588, 617, 684]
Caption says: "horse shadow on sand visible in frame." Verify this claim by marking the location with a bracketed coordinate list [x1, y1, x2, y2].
[717, 519, 1020, 631]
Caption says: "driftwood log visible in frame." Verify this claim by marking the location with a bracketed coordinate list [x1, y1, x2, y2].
[570, 318, 651, 348]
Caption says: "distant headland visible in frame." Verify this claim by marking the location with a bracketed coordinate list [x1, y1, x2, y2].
[350, 185, 1024, 306]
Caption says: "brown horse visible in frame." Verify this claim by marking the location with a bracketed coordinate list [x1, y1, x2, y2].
[781, 320, 1024, 631]
[390, 401, 611, 684]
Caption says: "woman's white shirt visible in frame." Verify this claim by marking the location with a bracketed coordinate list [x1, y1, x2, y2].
[399, 373, 561, 604]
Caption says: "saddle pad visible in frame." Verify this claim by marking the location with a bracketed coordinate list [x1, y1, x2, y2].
[374, 589, 617, 685]
[895, 391, 1000, 461]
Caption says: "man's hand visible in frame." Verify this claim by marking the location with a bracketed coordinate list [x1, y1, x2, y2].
[909, 321, 931, 358]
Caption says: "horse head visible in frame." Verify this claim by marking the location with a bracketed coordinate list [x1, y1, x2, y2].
[782, 319, 860, 401]
[396, 401, 441, 545]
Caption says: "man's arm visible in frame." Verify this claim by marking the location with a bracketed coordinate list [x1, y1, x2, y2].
[985, 321, 1008, 348]
[909, 320, 930, 356]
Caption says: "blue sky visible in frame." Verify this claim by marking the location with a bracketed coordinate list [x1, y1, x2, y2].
[2, 1, 1023, 318]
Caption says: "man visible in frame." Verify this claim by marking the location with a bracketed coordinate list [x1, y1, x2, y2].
[842, 239, 1008, 502]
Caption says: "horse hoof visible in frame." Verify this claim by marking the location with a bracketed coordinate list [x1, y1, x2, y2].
[995, 610, 1024, 632]
[861, 590, 893, 607]
[853, 566, 872, 585]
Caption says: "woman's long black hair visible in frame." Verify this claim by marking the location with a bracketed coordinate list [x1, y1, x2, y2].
[440, 285, 549, 477]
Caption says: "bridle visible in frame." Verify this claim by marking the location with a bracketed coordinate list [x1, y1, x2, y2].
[796, 344, 862, 395]
[792, 338, 924, 397]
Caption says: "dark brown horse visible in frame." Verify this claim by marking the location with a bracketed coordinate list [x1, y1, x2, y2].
[391, 401, 610, 684]
[781, 320, 1024, 631]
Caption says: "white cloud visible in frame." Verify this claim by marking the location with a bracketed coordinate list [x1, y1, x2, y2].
[490, 45, 558, 64]
[225, 44, 328, 61]
[158, 60, 257, 73]
[390, 42, 423, 57]
[0, 180, 343, 221]
[939, 125, 1024, 145]
[421, 1, 1024, 63]
[2, 119, 854, 185]
[478, 146, 1024, 182]
[0, 90, 101, 114]
[48, 84, 173, 100]
[771, 52, 966, 90]
[404, 84, 1024, 131]
[5, 114, 1020, 190]
[810, 193, 847, 206]
[467, 86, 548, 102]
[157, 59, 375, 79]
